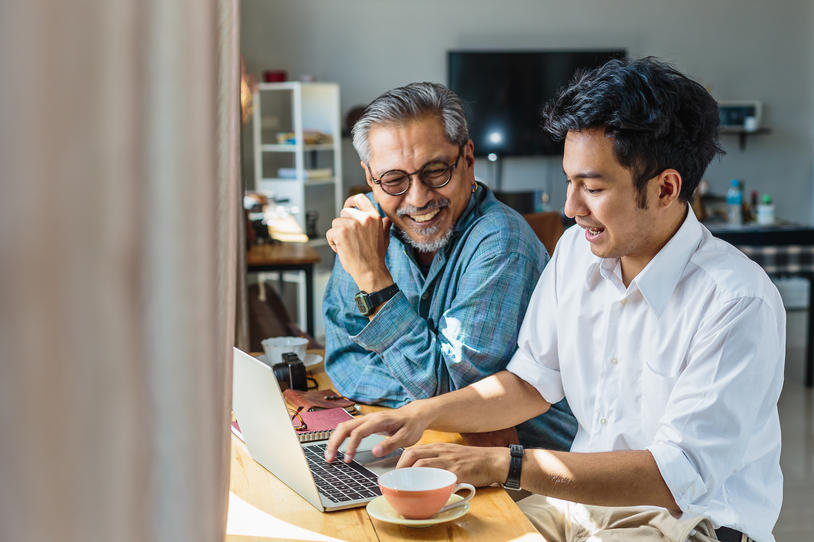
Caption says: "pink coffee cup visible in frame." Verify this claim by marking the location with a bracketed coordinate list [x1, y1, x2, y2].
[378, 467, 476, 519]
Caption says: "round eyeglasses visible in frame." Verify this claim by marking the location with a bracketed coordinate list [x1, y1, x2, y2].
[369, 147, 463, 196]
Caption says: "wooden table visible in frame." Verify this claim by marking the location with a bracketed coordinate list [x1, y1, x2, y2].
[226, 360, 544, 541]
[247, 242, 321, 336]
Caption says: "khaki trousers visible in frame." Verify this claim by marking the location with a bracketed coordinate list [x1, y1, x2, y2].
[518, 495, 721, 542]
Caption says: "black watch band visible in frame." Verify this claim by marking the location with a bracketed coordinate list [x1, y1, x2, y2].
[503, 444, 524, 490]
[354, 284, 399, 316]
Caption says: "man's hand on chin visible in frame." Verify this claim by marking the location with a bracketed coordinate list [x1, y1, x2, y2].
[325, 193, 393, 292]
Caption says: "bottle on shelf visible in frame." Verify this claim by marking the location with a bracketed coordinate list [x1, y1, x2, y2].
[757, 194, 776, 226]
[725, 179, 743, 226]
[747, 190, 758, 222]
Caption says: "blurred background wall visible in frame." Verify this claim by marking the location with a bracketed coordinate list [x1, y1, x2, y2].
[241, 0, 814, 225]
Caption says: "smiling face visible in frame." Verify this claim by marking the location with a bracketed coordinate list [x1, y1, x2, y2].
[364, 115, 475, 260]
[562, 128, 686, 283]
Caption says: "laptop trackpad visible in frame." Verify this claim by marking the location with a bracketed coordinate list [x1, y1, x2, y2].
[340, 434, 402, 476]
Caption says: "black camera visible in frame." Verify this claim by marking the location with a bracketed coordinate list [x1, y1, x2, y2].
[272, 352, 307, 391]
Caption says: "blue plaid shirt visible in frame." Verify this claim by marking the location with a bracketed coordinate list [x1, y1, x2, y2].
[323, 183, 576, 450]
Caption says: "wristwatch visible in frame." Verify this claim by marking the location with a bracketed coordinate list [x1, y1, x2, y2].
[354, 284, 399, 316]
[503, 444, 524, 490]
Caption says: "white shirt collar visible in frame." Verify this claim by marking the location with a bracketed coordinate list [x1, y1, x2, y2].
[634, 206, 702, 317]
[586, 205, 703, 318]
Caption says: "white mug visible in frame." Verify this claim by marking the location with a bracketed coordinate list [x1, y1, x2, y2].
[261, 336, 308, 365]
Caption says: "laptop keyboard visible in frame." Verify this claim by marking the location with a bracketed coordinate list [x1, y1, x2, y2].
[303, 443, 382, 503]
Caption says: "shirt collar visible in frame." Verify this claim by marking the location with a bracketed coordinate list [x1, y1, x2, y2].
[451, 180, 486, 236]
[585, 205, 703, 317]
[632, 205, 702, 317]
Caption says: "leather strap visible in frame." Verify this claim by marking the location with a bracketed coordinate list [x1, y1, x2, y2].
[503, 444, 524, 490]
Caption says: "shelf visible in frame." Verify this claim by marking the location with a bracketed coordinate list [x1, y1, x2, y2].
[260, 177, 337, 186]
[719, 127, 771, 151]
[257, 81, 339, 91]
[260, 144, 335, 152]
[252, 82, 342, 235]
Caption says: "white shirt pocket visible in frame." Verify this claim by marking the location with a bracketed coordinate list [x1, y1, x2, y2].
[639, 357, 681, 438]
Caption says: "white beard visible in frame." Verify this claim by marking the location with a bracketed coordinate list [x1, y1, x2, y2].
[397, 225, 453, 254]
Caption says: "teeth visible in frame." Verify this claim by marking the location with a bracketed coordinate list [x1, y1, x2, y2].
[589, 227, 603, 234]
[411, 208, 440, 223]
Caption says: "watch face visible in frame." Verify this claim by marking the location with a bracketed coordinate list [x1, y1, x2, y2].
[355, 293, 370, 315]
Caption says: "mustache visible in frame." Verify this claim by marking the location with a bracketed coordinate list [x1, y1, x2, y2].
[576, 219, 604, 229]
[396, 198, 450, 217]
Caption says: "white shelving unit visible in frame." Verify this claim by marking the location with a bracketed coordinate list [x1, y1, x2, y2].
[252, 82, 342, 239]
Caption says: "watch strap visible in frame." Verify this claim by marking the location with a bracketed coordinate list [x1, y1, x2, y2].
[503, 444, 524, 490]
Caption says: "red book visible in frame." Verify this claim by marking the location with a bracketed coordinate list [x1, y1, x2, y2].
[294, 407, 354, 442]
[231, 419, 244, 442]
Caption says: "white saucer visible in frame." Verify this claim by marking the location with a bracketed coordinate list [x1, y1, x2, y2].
[366, 494, 469, 527]
[302, 352, 323, 368]
[258, 352, 322, 368]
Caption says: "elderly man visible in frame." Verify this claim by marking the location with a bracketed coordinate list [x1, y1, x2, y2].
[326, 60, 784, 542]
[323, 82, 576, 450]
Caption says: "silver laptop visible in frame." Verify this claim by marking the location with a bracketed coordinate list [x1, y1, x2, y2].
[232, 347, 400, 511]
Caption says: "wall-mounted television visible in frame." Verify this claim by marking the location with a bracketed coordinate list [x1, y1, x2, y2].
[447, 50, 626, 157]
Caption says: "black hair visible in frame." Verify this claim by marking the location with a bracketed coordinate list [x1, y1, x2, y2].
[542, 57, 724, 207]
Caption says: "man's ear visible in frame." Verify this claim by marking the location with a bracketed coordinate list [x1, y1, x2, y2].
[463, 139, 475, 169]
[657, 169, 682, 207]
[361, 160, 374, 190]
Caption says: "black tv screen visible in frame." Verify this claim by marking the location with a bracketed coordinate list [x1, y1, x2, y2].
[448, 50, 626, 157]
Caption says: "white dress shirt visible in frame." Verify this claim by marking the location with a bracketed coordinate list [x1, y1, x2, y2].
[507, 208, 785, 542]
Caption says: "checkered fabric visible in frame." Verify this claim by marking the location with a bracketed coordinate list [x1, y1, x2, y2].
[737, 245, 814, 274]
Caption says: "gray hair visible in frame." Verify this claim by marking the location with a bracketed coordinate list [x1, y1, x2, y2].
[351, 82, 470, 164]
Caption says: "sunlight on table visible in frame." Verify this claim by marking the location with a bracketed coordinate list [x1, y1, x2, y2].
[226, 492, 344, 541]
[265, 206, 309, 243]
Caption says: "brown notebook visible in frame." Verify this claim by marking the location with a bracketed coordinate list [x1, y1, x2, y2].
[283, 388, 355, 411]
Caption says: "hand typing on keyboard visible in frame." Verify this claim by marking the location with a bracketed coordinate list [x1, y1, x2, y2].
[324, 401, 428, 464]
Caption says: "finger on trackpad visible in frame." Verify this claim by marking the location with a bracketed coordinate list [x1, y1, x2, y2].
[339, 433, 387, 454]
[339, 434, 401, 470]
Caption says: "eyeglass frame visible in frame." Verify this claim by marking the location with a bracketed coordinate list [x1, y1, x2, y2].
[366, 145, 464, 196]
[289, 406, 307, 431]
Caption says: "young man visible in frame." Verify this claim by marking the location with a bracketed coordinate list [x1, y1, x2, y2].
[323, 82, 576, 451]
[326, 60, 784, 542]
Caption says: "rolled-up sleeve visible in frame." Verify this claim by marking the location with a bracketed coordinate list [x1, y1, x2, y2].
[646, 295, 784, 513]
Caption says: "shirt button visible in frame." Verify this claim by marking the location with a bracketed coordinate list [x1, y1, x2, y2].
[421, 292, 429, 299]
[620, 298, 628, 305]
[610, 357, 618, 365]
[600, 417, 607, 425]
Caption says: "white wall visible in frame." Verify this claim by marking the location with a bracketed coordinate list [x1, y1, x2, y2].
[242, 0, 814, 224]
